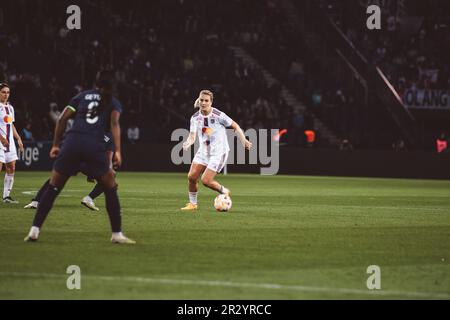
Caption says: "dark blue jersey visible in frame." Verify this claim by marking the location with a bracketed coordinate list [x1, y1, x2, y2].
[66, 89, 123, 139]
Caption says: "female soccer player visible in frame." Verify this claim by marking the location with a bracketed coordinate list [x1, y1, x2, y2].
[24, 71, 135, 244]
[181, 90, 252, 210]
[0, 83, 24, 203]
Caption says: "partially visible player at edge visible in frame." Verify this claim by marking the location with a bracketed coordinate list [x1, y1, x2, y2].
[0, 83, 24, 204]
[181, 90, 252, 210]
[24, 71, 135, 244]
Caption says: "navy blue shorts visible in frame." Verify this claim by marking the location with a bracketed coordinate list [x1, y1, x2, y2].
[104, 133, 114, 152]
[53, 134, 109, 179]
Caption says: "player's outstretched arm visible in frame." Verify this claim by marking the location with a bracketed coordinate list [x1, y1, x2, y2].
[12, 124, 24, 151]
[110, 110, 122, 168]
[231, 121, 252, 150]
[50, 106, 75, 158]
[183, 132, 196, 151]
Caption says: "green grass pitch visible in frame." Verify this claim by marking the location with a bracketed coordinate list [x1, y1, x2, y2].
[0, 172, 449, 299]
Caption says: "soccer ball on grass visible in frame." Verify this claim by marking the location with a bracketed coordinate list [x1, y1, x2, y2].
[214, 194, 232, 212]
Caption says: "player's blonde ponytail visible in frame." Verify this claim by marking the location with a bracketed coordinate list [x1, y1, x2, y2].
[194, 98, 200, 108]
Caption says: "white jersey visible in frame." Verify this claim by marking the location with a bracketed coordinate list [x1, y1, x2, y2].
[0, 102, 15, 152]
[190, 107, 233, 156]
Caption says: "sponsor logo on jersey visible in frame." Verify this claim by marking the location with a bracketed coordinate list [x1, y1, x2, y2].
[202, 127, 213, 136]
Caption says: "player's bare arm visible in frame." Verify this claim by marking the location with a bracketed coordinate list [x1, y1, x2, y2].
[50, 106, 75, 158]
[110, 110, 122, 168]
[12, 124, 24, 152]
[230, 121, 252, 150]
[0, 134, 8, 147]
[183, 132, 196, 151]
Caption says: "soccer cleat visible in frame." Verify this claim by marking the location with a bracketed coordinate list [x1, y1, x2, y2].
[111, 235, 136, 244]
[222, 187, 231, 197]
[81, 196, 100, 211]
[24, 201, 39, 209]
[3, 196, 19, 204]
[24, 234, 38, 242]
[181, 203, 198, 211]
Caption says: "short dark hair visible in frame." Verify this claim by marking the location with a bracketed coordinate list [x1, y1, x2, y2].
[0, 83, 10, 91]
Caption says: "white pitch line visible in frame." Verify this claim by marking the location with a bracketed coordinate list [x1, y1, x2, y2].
[19, 191, 450, 208]
[0, 272, 448, 299]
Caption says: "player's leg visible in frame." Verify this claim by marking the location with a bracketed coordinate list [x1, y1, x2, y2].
[78, 137, 133, 244]
[181, 162, 206, 210]
[201, 169, 230, 195]
[25, 138, 79, 241]
[82, 151, 113, 211]
[200, 152, 230, 195]
[3, 160, 18, 203]
[92, 150, 114, 200]
[97, 169, 134, 244]
[181, 148, 207, 210]
[90, 148, 114, 200]
[24, 178, 51, 209]
[0, 148, 4, 174]
[0, 150, 4, 197]
[24, 170, 70, 241]
[0, 161, 3, 202]
[88, 179, 105, 200]
[78, 161, 99, 211]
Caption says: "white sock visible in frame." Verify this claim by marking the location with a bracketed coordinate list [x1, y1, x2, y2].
[3, 173, 14, 198]
[112, 232, 124, 238]
[219, 185, 229, 194]
[189, 192, 198, 205]
[84, 195, 93, 202]
[29, 226, 40, 237]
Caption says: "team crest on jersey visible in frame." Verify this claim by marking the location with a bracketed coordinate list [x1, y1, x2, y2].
[3, 116, 12, 123]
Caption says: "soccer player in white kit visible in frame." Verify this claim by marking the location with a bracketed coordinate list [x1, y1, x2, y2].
[181, 90, 252, 210]
[0, 83, 24, 203]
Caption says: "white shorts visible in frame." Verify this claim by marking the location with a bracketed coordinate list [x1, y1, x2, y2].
[193, 150, 229, 173]
[0, 145, 18, 164]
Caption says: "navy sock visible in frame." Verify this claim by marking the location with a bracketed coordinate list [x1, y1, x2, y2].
[34, 179, 50, 202]
[104, 186, 122, 233]
[32, 184, 61, 228]
[89, 183, 104, 200]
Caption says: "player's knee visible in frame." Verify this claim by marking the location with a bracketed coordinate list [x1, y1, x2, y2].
[101, 171, 117, 190]
[188, 173, 198, 183]
[201, 176, 212, 187]
[106, 183, 118, 192]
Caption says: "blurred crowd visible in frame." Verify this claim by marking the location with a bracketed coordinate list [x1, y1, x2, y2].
[0, 0, 299, 144]
[321, 0, 450, 94]
[0, 0, 448, 149]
